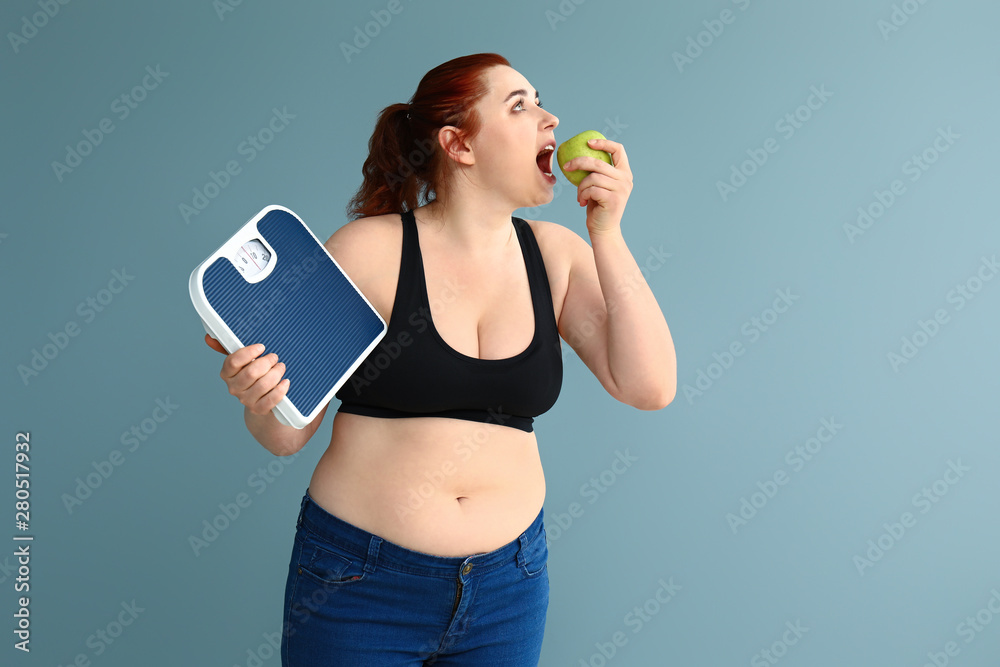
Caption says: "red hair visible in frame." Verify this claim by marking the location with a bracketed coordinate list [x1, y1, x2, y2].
[344, 53, 511, 221]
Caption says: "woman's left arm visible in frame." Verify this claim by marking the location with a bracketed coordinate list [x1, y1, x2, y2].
[560, 137, 677, 409]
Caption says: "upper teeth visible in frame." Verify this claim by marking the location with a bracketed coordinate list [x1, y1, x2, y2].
[541, 145, 554, 175]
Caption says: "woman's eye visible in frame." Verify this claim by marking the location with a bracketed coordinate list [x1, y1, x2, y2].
[514, 99, 543, 111]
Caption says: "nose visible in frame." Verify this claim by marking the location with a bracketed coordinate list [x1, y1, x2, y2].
[543, 109, 558, 130]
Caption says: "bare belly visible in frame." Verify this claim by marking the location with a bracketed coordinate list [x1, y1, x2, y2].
[306, 410, 546, 557]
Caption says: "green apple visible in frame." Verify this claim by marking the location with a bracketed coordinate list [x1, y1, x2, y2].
[557, 130, 613, 187]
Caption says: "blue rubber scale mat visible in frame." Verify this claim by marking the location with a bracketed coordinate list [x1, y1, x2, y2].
[189, 205, 387, 428]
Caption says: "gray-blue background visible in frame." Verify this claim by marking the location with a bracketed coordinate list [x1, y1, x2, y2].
[4, 0, 999, 665]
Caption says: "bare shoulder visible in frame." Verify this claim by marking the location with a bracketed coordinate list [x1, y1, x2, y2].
[322, 213, 402, 282]
[517, 217, 593, 322]
[519, 217, 588, 276]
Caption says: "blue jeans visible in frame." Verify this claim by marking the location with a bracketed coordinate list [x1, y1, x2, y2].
[281, 488, 549, 666]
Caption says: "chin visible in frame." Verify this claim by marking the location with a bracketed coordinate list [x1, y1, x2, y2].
[519, 193, 553, 213]
[529, 181, 557, 207]
[504, 172, 555, 212]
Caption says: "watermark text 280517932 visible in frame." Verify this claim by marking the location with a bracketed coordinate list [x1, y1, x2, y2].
[14, 431, 34, 653]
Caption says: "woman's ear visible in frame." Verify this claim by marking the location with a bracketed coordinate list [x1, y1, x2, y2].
[437, 126, 475, 166]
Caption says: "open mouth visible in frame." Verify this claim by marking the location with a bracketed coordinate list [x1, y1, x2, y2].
[536, 144, 555, 182]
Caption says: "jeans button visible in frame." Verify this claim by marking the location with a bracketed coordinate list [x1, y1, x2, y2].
[462, 563, 472, 575]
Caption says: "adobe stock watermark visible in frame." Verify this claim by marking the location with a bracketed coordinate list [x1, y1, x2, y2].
[340, 0, 415, 63]
[54, 599, 144, 666]
[886, 253, 998, 372]
[225, 242, 329, 337]
[61, 397, 179, 514]
[726, 417, 843, 535]
[7, 0, 73, 55]
[877, 0, 933, 41]
[519, 116, 628, 222]
[213, 0, 246, 21]
[233, 628, 282, 667]
[716, 84, 833, 202]
[671, 0, 756, 73]
[282, 552, 372, 646]
[546, 449, 638, 543]
[543, 0, 589, 32]
[384, 137, 436, 192]
[561, 241, 672, 358]
[16, 267, 135, 386]
[178, 106, 296, 224]
[391, 407, 514, 522]
[341, 273, 468, 397]
[51, 65, 169, 183]
[843, 126, 959, 244]
[852, 458, 970, 576]
[0, 554, 21, 587]
[921, 587, 1000, 667]
[578, 576, 682, 666]
[188, 450, 304, 557]
[682, 287, 799, 404]
[284, 577, 348, 648]
[750, 620, 809, 667]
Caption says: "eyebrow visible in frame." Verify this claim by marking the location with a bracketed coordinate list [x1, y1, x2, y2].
[503, 88, 539, 104]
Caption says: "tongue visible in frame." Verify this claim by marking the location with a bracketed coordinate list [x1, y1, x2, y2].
[536, 151, 551, 174]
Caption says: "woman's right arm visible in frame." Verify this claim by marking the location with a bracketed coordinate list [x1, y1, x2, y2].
[244, 402, 329, 457]
[207, 334, 328, 456]
[206, 221, 369, 455]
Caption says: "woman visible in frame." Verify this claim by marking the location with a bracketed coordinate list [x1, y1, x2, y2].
[205, 53, 675, 666]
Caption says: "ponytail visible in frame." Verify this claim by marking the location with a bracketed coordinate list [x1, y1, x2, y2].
[344, 53, 511, 221]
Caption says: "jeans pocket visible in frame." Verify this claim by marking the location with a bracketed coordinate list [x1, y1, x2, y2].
[518, 527, 549, 579]
[295, 530, 369, 587]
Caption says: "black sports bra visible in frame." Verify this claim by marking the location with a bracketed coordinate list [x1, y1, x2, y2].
[334, 209, 563, 433]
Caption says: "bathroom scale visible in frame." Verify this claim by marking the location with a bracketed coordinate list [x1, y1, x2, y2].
[188, 204, 387, 429]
